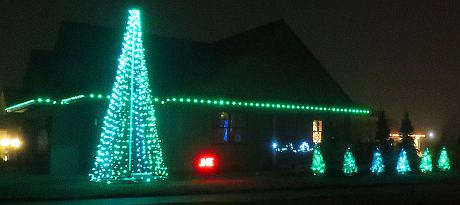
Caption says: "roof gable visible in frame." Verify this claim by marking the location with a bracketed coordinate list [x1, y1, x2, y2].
[22, 19, 353, 106]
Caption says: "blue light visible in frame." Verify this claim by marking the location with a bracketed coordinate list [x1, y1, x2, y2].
[299, 141, 313, 152]
[223, 119, 229, 142]
[272, 141, 313, 153]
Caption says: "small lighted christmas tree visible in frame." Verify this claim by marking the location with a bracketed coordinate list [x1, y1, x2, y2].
[311, 146, 326, 176]
[396, 148, 411, 175]
[89, 9, 168, 182]
[419, 148, 432, 174]
[437, 147, 451, 172]
[370, 148, 385, 175]
[342, 147, 358, 176]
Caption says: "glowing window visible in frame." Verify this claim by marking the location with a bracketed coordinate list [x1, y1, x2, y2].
[216, 112, 246, 143]
[219, 112, 230, 142]
[312, 120, 322, 144]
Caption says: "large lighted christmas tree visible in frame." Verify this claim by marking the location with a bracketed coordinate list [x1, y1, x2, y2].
[419, 148, 432, 174]
[396, 149, 411, 175]
[311, 146, 326, 175]
[342, 147, 358, 176]
[437, 147, 451, 172]
[89, 9, 168, 182]
[370, 148, 385, 175]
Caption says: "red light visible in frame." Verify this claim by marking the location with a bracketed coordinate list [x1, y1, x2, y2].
[195, 152, 218, 174]
[198, 157, 215, 168]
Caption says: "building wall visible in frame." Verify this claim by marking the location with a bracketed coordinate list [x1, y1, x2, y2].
[157, 105, 352, 176]
[0, 109, 52, 173]
[49, 102, 100, 175]
[44, 103, 351, 177]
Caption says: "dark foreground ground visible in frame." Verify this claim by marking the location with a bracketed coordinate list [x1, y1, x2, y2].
[1, 173, 460, 204]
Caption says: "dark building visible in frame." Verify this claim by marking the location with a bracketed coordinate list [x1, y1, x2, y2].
[2, 20, 371, 176]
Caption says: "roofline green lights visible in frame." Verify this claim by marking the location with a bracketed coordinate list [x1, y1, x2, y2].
[162, 97, 370, 114]
[4, 100, 36, 112]
[4, 93, 371, 115]
[61, 95, 86, 104]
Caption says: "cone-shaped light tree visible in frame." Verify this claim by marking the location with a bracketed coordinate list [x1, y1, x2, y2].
[437, 147, 451, 172]
[89, 9, 168, 182]
[419, 148, 432, 174]
[396, 149, 411, 174]
[342, 147, 358, 176]
[370, 148, 385, 175]
[311, 146, 326, 176]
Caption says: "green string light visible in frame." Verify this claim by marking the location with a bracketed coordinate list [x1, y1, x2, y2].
[342, 147, 358, 176]
[396, 149, 411, 175]
[419, 148, 432, 174]
[89, 9, 168, 183]
[60, 95, 85, 105]
[370, 148, 385, 175]
[5, 95, 371, 115]
[4, 100, 36, 112]
[437, 147, 450, 172]
[311, 146, 326, 176]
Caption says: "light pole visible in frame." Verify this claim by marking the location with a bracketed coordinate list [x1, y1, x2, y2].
[428, 131, 435, 139]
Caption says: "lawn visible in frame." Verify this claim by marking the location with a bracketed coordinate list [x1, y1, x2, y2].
[0, 172, 459, 202]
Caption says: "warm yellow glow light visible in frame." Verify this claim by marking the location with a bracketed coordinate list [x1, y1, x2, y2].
[389, 133, 426, 156]
[1, 138, 10, 147]
[0, 131, 22, 162]
[312, 120, 323, 144]
[0, 138, 21, 149]
[10, 138, 21, 148]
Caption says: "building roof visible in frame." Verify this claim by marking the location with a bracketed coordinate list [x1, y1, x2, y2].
[0, 87, 22, 108]
[0, 91, 5, 113]
[26, 19, 352, 102]
[10, 19, 369, 114]
[210, 20, 351, 105]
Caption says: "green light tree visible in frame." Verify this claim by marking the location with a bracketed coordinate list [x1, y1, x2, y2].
[89, 9, 168, 183]
[437, 147, 451, 172]
[396, 148, 411, 175]
[311, 146, 326, 175]
[342, 147, 358, 176]
[419, 148, 432, 174]
[370, 148, 385, 175]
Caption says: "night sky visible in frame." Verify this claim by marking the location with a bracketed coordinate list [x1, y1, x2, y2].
[1, 1, 459, 139]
